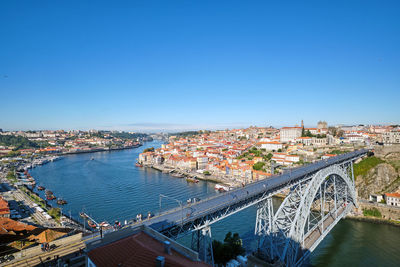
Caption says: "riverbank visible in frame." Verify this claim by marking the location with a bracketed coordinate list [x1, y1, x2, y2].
[19, 185, 89, 232]
[346, 215, 400, 227]
[145, 163, 237, 187]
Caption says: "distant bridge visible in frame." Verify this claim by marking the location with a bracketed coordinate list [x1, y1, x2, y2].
[136, 149, 368, 266]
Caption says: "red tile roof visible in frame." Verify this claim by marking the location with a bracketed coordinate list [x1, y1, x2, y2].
[88, 231, 209, 267]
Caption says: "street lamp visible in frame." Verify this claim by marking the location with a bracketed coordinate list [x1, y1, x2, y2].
[159, 194, 183, 225]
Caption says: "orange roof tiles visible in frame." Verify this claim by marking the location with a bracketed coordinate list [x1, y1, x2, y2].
[386, 193, 400, 198]
[88, 231, 208, 267]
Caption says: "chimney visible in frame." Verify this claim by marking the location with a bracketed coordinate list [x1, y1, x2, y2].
[156, 256, 165, 267]
[164, 240, 171, 255]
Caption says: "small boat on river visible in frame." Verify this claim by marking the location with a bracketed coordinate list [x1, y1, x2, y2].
[46, 195, 56, 200]
[57, 199, 67, 205]
[186, 177, 199, 183]
[171, 173, 184, 178]
[80, 212, 88, 219]
[135, 162, 143, 167]
[37, 186, 45, 191]
[215, 184, 230, 192]
[87, 220, 97, 228]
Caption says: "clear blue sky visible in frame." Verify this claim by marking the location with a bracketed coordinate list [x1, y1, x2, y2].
[0, 0, 399, 132]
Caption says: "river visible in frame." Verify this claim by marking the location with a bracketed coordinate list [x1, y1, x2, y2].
[30, 141, 400, 266]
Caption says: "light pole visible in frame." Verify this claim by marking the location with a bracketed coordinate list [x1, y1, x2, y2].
[159, 194, 183, 224]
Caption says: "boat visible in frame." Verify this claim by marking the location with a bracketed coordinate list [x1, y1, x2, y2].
[37, 186, 45, 191]
[57, 199, 67, 205]
[87, 220, 97, 228]
[186, 177, 199, 183]
[214, 184, 230, 192]
[91, 157, 94, 160]
[99, 221, 111, 229]
[80, 212, 88, 219]
[46, 195, 56, 200]
[45, 190, 53, 195]
[171, 173, 184, 178]
[135, 162, 143, 167]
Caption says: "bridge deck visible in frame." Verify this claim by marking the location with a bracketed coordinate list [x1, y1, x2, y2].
[303, 204, 348, 250]
[134, 149, 367, 233]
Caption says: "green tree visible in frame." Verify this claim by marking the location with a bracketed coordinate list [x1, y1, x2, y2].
[143, 147, 155, 153]
[253, 162, 265, 171]
[213, 232, 245, 265]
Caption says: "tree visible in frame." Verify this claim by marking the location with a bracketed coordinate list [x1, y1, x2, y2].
[143, 147, 155, 153]
[253, 162, 265, 171]
[213, 232, 245, 265]
[264, 153, 273, 161]
[277, 148, 282, 152]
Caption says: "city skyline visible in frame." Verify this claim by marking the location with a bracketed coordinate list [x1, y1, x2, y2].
[1, 1, 400, 130]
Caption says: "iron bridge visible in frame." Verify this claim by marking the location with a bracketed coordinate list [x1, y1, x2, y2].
[137, 149, 368, 266]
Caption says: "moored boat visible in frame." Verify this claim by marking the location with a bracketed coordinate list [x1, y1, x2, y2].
[99, 221, 112, 230]
[87, 220, 97, 228]
[80, 212, 88, 219]
[37, 186, 45, 191]
[47, 195, 56, 200]
[214, 184, 230, 192]
[135, 162, 143, 167]
[186, 177, 199, 183]
[57, 199, 67, 205]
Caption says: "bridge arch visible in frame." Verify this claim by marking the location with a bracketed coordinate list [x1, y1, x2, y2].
[257, 163, 357, 266]
[290, 164, 356, 244]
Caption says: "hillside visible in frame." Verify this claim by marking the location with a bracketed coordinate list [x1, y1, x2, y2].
[355, 145, 400, 199]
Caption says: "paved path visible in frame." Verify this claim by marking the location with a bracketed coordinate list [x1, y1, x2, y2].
[5, 240, 85, 267]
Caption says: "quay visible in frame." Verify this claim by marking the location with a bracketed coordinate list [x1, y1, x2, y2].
[145, 163, 241, 187]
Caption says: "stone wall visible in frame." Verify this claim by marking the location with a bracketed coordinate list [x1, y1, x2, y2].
[355, 201, 400, 220]
[373, 144, 400, 159]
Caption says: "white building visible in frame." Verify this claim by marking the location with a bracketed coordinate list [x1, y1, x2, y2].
[382, 130, 400, 144]
[272, 153, 300, 166]
[385, 193, 400, 206]
[296, 137, 312, 146]
[369, 194, 384, 203]
[280, 127, 302, 143]
[259, 141, 283, 151]
[196, 157, 208, 170]
[346, 135, 365, 143]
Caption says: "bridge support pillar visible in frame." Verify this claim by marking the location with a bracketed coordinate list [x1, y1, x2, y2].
[255, 197, 275, 260]
[191, 225, 214, 266]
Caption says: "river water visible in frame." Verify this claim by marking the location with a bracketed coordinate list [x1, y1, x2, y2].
[30, 141, 400, 266]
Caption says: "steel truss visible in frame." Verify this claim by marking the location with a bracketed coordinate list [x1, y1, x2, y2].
[156, 154, 363, 266]
[191, 222, 214, 266]
[255, 163, 357, 266]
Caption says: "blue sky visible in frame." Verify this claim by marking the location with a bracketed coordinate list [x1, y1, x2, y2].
[0, 1, 399, 132]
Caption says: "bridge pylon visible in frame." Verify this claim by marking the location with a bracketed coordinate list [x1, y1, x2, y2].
[191, 223, 214, 266]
